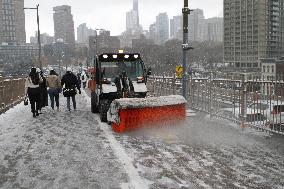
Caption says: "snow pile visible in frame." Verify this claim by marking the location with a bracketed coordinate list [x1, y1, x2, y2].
[108, 95, 187, 124]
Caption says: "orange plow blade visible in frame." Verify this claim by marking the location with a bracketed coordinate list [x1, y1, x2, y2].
[107, 95, 187, 133]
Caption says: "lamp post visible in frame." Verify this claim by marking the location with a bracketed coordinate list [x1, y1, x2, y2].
[24, 4, 42, 69]
[182, 0, 193, 99]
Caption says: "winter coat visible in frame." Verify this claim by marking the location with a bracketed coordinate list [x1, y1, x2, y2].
[47, 75, 61, 90]
[61, 72, 80, 97]
[39, 76, 48, 107]
[25, 74, 43, 94]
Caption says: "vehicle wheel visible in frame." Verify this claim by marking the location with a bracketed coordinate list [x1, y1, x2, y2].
[99, 101, 108, 122]
[139, 92, 147, 98]
[91, 92, 99, 113]
[100, 110, 107, 122]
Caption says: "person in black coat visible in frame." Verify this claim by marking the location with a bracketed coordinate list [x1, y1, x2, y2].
[38, 69, 48, 113]
[61, 67, 81, 111]
[25, 68, 43, 117]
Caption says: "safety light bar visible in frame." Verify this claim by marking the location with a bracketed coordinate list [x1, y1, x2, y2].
[98, 53, 141, 61]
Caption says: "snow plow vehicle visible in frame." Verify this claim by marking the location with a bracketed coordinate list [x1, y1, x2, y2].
[90, 52, 187, 133]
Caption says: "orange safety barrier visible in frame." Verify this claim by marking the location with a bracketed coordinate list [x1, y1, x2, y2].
[112, 104, 186, 133]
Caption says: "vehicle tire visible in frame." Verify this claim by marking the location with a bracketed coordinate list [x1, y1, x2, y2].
[91, 92, 99, 113]
[99, 101, 108, 122]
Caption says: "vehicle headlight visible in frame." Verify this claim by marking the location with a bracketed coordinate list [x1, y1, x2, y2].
[137, 76, 144, 83]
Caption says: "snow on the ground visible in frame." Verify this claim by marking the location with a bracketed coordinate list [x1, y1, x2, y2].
[114, 114, 284, 189]
[1, 92, 284, 189]
[0, 91, 131, 188]
[83, 91, 150, 189]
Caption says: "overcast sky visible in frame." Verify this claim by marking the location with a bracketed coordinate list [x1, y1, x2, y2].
[24, 0, 223, 41]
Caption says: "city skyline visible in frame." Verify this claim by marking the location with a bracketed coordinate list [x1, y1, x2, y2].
[24, 0, 223, 42]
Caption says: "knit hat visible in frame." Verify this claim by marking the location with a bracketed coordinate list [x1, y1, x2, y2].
[66, 67, 72, 72]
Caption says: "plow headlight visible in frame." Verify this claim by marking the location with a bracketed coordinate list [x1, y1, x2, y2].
[113, 55, 118, 58]
[102, 78, 111, 84]
[124, 55, 130, 59]
[134, 54, 139, 59]
[137, 76, 144, 83]
[103, 55, 108, 59]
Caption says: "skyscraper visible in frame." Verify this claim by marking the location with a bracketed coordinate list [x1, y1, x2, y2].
[207, 17, 223, 42]
[53, 5, 75, 49]
[126, 0, 140, 32]
[126, 10, 139, 31]
[156, 13, 169, 45]
[188, 9, 206, 42]
[77, 23, 89, 44]
[224, 0, 284, 71]
[77, 23, 96, 44]
[170, 16, 182, 40]
[0, 0, 26, 44]
[149, 23, 157, 42]
[133, 0, 138, 12]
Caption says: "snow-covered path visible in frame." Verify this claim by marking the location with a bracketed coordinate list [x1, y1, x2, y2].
[0, 91, 134, 189]
[0, 90, 284, 189]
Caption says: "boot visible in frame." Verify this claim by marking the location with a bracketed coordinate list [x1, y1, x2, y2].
[35, 111, 39, 116]
[33, 112, 36, 118]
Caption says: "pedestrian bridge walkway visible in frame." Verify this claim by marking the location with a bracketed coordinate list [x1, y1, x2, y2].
[0, 91, 143, 188]
[0, 90, 284, 189]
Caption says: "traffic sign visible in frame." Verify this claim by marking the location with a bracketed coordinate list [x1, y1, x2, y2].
[176, 65, 183, 73]
[176, 65, 183, 79]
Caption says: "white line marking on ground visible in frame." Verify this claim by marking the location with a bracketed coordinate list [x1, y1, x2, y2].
[82, 90, 148, 189]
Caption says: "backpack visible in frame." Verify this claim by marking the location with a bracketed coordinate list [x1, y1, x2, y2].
[31, 75, 40, 85]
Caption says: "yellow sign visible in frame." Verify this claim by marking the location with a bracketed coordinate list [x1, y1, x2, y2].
[176, 66, 183, 79]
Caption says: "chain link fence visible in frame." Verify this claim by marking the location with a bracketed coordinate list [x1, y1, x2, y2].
[148, 73, 284, 135]
[0, 78, 26, 114]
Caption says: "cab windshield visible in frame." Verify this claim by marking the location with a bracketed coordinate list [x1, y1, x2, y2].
[101, 60, 144, 80]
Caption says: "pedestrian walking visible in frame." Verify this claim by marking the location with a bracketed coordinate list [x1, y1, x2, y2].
[61, 67, 81, 111]
[37, 68, 48, 114]
[46, 69, 61, 111]
[81, 72, 87, 89]
[77, 73, 82, 89]
[25, 67, 43, 117]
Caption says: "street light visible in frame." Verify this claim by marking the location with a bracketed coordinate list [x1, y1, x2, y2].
[182, 0, 193, 99]
[24, 4, 42, 69]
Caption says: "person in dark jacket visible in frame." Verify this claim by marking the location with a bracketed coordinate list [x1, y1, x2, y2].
[25, 67, 43, 117]
[37, 68, 48, 113]
[77, 73, 82, 89]
[61, 67, 81, 111]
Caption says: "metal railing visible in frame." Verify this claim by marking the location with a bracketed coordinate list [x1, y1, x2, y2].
[0, 78, 26, 114]
[148, 73, 284, 135]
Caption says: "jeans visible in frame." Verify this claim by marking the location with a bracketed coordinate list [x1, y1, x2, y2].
[67, 96, 76, 110]
[27, 88, 41, 114]
[48, 88, 60, 109]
